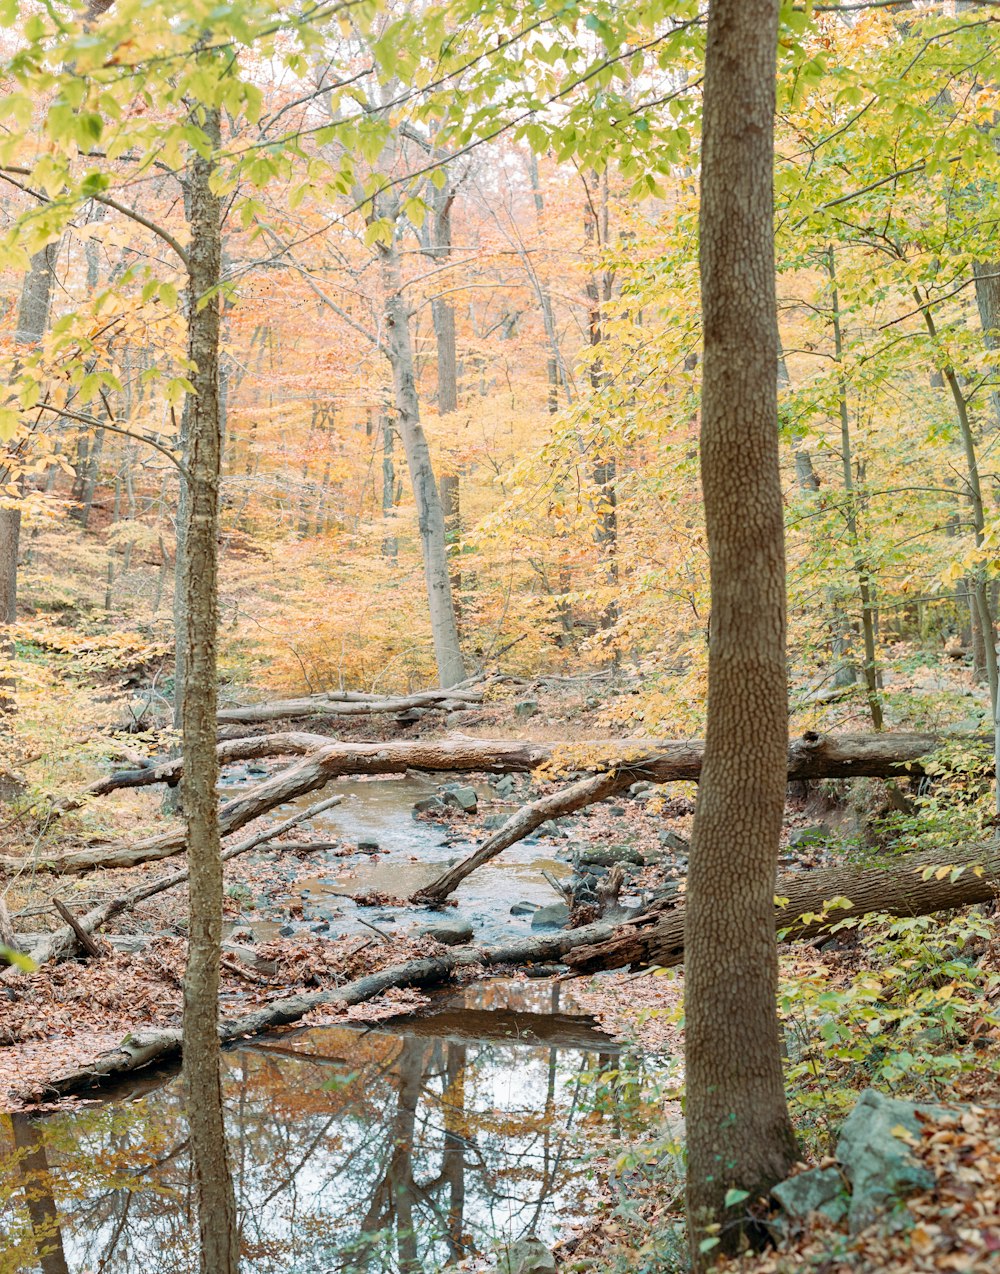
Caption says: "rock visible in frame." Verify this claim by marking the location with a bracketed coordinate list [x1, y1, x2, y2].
[483, 814, 509, 831]
[789, 823, 832, 847]
[357, 839, 380, 853]
[510, 901, 538, 917]
[498, 1238, 556, 1274]
[608, 805, 627, 816]
[514, 699, 539, 717]
[836, 1088, 945, 1231]
[493, 774, 517, 798]
[578, 845, 643, 867]
[530, 902, 570, 930]
[373, 913, 397, 924]
[416, 919, 474, 946]
[246, 763, 269, 777]
[772, 1166, 848, 1224]
[413, 795, 446, 816]
[441, 784, 478, 813]
[629, 780, 654, 796]
[658, 830, 690, 854]
[278, 924, 295, 937]
[311, 921, 330, 935]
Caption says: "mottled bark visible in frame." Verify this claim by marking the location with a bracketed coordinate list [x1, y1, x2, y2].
[974, 259, 1000, 427]
[179, 105, 239, 1274]
[685, 0, 796, 1259]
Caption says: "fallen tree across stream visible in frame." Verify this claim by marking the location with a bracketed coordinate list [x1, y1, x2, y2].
[22, 729, 988, 876]
[14, 837, 999, 1103]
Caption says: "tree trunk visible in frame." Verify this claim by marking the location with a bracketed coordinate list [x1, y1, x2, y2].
[179, 105, 239, 1274]
[828, 248, 882, 729]
[0, 245, 59, 715]
[974, 259, 1000, 428]
[378, 236, 464, 687]
[686, 0, 796, 1259]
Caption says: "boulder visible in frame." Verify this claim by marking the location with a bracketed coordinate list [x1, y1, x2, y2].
[836, 1088, 945, 1231]
[514, 699, 540, 717]
[510, 901, 538, 917]
[658, 830, 690, 854]
[413, 795, 446, 816]
[357, 839, 380, 853]
[530, 902, 570, 930]
[772, 1166, 848, 1224]
[416, 919, 474, 946]
[578, 845, 643, 867]
[441, 785, 478, 814]
[498, 1238, 556, 1274]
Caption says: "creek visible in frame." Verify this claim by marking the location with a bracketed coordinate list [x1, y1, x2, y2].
[2, 982, 625, 1274]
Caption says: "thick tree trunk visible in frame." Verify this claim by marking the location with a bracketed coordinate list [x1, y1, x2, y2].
[179, 106, 239, 1274]
[686, 0, 796, 1260]
[378, 237, 464, 687]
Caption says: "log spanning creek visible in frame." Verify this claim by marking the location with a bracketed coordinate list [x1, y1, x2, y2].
[1, 982, 628, 1274]
[215, 766, 650, 945]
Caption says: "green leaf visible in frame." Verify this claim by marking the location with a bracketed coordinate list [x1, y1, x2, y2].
[724, 1188, 750, 1208]
[0, 945, 37, 973]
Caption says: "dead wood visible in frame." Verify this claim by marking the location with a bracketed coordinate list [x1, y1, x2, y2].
[412, 769, 630, 903]
[1, 795, 343, 974]
[564, 840, 1000, 973]
[81, 727, 972, 807]
[51, 898, 105, 958]
[17, 918, 623, 1102]
[216, 685, 485, 725]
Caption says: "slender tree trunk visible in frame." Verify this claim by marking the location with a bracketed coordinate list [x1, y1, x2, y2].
[828, 248, 882, 728]
[179, 104, 239, 1274]
[378, 236, 464, 686]
[974, 258, 1000, 428]
[428, 185, 462, 598]
[921, 292, 1000, 811]
[685, 0, 796, 1260]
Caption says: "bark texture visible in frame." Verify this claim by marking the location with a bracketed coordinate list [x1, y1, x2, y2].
[686, 0, 796, 1258]
[179, 106, 239, 1274]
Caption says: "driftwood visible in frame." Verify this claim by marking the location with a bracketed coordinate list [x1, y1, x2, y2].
[18, 918, 623, 1102]
[565, 840, 1000, 973]
[216, 685, 485, 725]
[1, 795, 343, 974]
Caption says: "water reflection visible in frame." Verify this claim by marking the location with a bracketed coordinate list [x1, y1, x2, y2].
[1, 984, 619, 1273]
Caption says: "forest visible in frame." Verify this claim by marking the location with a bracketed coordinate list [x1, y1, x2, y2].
[0, 0, 999, 1271]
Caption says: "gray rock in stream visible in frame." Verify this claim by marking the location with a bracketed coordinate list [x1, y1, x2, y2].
[510, 901, 538, 917]
[530, 902, 570, 930]
[413, 795, 446, 816]
[440, 784, 478, 813]
[415, 919, 474, 946]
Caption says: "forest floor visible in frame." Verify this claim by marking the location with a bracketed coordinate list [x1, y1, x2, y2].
[1, 640, 999, 1269]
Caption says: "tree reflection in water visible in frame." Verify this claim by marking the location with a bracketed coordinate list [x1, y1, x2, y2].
[0, 995, 619, 1273]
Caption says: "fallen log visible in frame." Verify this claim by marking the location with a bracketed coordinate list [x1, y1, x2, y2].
[564, 840, 1000, 973]
[47, 729, 985, 876]
[80, 728, 978, 806]
[411, 769, 632, 903]
[19, 918, 624, 1102]
[16, 839, 1000, 1102]
[1, 795, 343, 972]
[216, 685, 485, 725]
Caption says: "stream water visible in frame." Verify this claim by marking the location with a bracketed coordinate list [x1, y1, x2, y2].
[221, 769, 578, 945]
[2, 983, 624, 1274]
